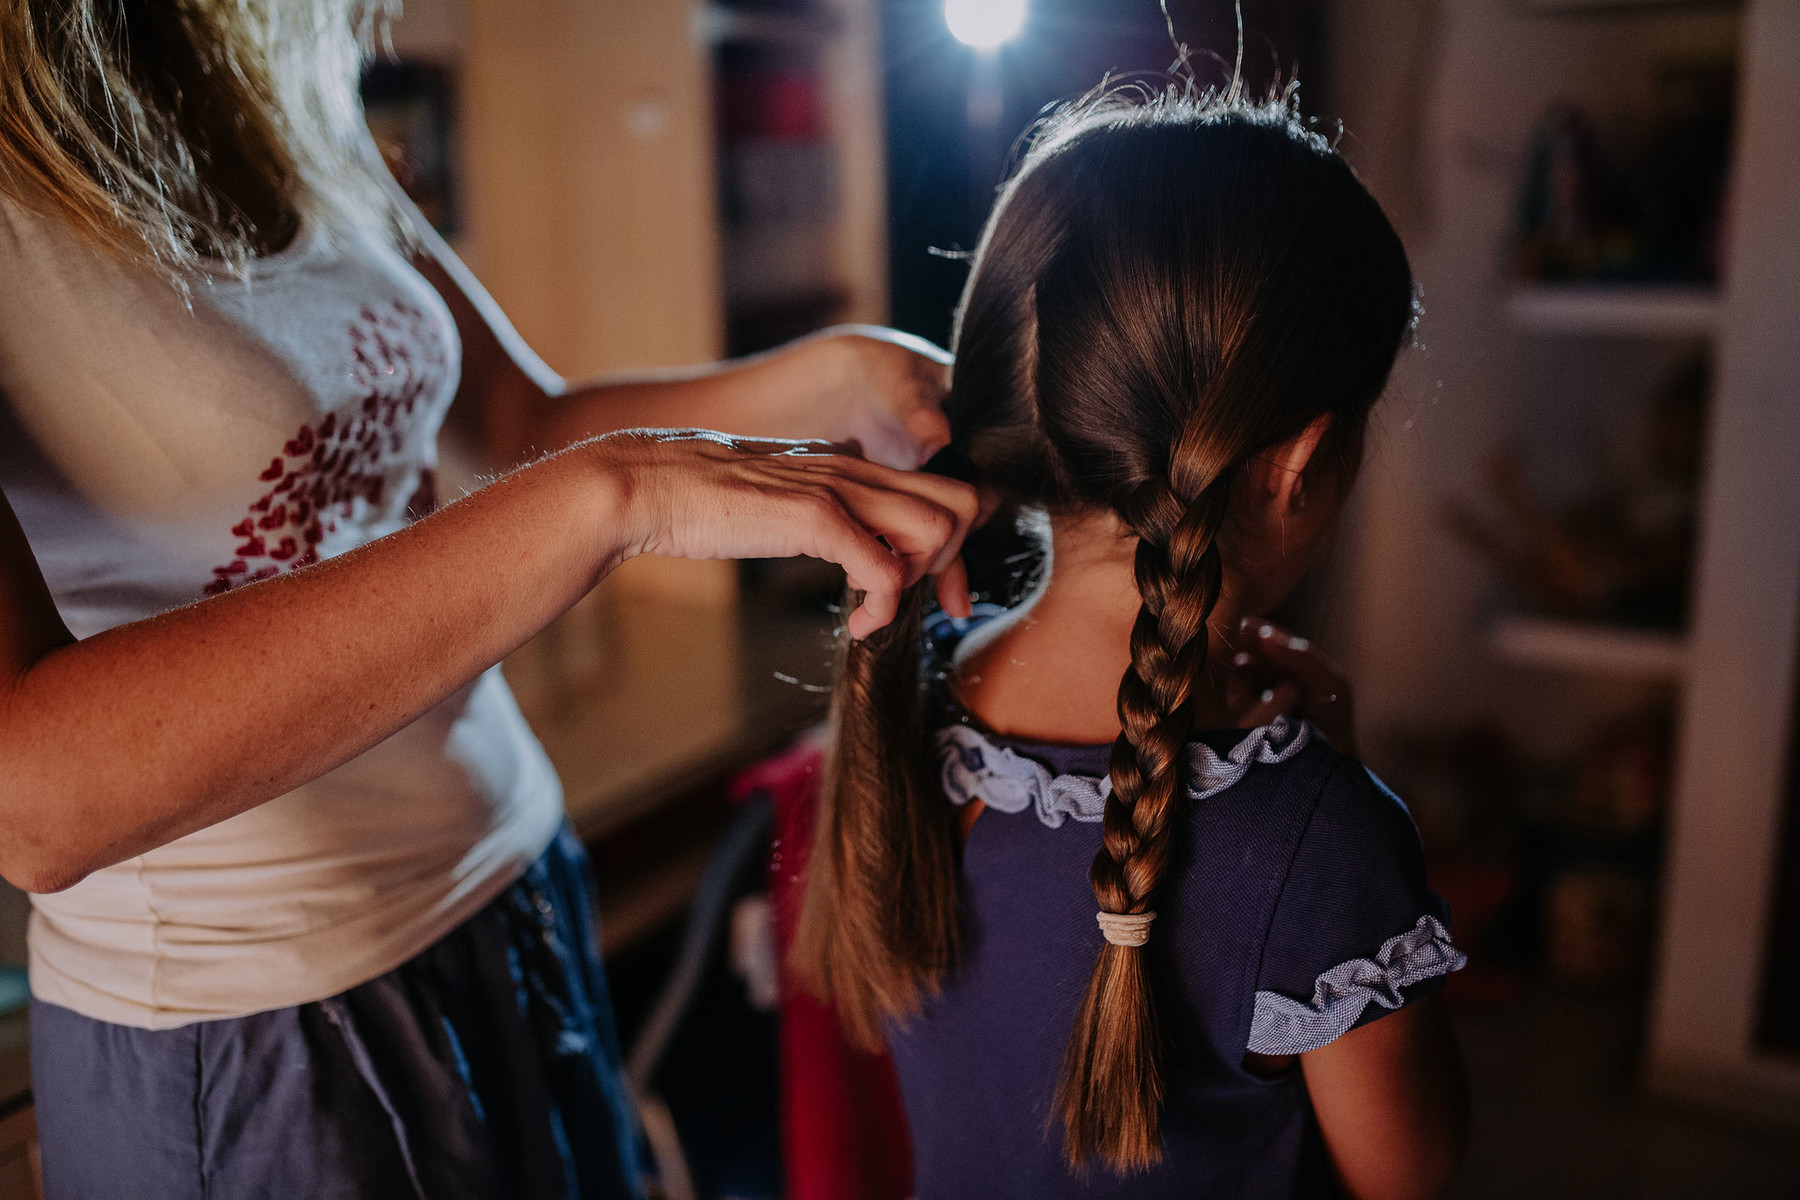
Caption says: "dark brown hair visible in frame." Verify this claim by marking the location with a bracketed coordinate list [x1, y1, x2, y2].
[792, 85, 1414, 1172]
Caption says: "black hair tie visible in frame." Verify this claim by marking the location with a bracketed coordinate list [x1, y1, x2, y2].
[922, 445, 979, 483]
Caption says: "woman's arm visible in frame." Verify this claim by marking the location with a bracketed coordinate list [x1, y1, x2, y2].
[1301, 995, 1471, 1200]
[410, 226, 952, 470]
[0, 434, 975, 894]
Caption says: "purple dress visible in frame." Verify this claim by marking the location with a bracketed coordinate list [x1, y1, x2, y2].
[883, 718, 1463, 1199]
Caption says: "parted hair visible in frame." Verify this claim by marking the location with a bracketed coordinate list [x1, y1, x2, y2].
[790, 85, 1414, 1172]
[0, 0, 397, 276]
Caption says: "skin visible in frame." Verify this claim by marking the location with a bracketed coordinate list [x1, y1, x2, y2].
[0, 224, 978, 896]
[950, 418, 1470, 1200]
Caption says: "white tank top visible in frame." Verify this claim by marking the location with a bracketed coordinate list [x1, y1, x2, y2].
[0, 199, 564, 1029]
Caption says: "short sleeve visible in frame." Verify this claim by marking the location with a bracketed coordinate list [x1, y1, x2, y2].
[1246, 760, 1465, 1056]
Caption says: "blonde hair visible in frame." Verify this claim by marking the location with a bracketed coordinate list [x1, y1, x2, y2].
[0, 0, 399, 276]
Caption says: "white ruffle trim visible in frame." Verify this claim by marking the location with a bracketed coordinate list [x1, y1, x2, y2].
[934, 716, 1312, 829]
[1246, 915, 1466, 1056]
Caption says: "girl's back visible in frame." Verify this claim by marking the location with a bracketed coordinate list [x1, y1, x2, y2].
[891, 619, 1458, 1197]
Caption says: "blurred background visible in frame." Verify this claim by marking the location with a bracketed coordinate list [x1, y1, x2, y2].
[2, 1, 1797, 1197]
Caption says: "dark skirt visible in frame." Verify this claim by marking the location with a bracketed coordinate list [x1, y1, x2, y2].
[30, 825, 645, 1200]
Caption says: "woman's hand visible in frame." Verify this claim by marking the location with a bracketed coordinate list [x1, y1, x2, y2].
[595, 430, 977, 638]
[417, 226, 956, 467]
[1226, 616, 1357, 753]
[765, 326, 953, 469]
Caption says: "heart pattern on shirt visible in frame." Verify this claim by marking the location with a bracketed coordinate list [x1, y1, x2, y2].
[203, 299, 449, 596]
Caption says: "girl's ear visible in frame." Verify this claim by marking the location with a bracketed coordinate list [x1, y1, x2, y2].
[1253, 414, 1337, 513]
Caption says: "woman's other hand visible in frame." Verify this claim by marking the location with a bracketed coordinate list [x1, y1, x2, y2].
[597, 430, 976, 638]
[1226, 616, 1357, 754]
[418, 226, 956, 467]
[769, 326, 953, 469]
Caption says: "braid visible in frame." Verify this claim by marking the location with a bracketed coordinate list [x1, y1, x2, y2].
[1054, 464, 1229, 1171]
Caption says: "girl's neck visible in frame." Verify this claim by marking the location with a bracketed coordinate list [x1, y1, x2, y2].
[950, 511, 1246, 746]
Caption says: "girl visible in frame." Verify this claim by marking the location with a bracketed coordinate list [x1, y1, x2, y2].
[0, 2, 976, 1197]
[794, 88, 1470, 1199]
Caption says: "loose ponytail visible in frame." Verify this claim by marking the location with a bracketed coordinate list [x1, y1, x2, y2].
[789, 583, 961, 1049]
[1056, 460, 1230, 1168]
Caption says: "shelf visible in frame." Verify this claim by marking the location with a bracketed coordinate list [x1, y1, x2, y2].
[1507, 285, 1721, 338]
[1489, 615, 1688, 681]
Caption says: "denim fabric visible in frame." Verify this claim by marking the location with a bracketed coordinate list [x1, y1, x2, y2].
[31, 825, 644, 1200]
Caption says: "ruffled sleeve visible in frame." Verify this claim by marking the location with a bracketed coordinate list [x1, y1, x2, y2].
[1247, 762, 1465, 1056]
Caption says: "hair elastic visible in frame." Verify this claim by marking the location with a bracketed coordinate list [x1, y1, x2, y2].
[1096, 910, 1156, 948]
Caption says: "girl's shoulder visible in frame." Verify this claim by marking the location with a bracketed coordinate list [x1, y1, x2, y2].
[1230, 742, 1465, 1056]
[1203, 730, 1426, 880]
[931, 713, 1463, 1058]
[924, 605, 1465, 1050]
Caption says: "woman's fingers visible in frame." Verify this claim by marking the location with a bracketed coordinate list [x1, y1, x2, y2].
[753, 447, 979, 581]
[602, 431, 977, 636]
[900, 348, 954, 461]
[766, 483, 921, 639]
[771, 462, 975, 635]
[933, 555, 974, 620]
[807, 327, 953, 468]
[815, 472, 976, 579]
[767, 461, 975, 631]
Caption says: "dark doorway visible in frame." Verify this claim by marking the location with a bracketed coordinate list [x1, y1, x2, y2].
[879, 0, 1320, 346]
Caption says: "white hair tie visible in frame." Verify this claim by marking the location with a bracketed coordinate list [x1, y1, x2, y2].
[1096, 910, 1156, 947]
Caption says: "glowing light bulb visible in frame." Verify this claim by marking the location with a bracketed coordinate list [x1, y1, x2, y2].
[945, 0, 1026, 48]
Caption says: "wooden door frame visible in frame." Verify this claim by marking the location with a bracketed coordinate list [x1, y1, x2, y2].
[1647, 0, 1800, 1128]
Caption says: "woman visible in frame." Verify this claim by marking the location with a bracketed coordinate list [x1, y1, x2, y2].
[0, 3, 976, 1197]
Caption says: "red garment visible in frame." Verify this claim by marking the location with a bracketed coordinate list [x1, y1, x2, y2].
[736, 745, 914, 1200]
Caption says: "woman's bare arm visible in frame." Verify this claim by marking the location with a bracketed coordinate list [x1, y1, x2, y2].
[409, 225, 953, 471]
[1301, 995, 1470, 1200]
[0, 434, 976, 894]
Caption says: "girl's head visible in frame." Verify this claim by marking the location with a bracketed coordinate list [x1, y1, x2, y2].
[795, 86, 1414, 1172]
[0, 1, 396, 275]
[949, 86, 1413, 608]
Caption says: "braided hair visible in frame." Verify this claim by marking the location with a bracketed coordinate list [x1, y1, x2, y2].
[791, 85, 1415, 1172]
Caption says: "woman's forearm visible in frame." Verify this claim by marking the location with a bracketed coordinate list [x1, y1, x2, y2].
[412, 244, 946, 467]
[0, 444, 627, 893]
[412, 251, 808, 460]
[538, 344, 821, 447]
[0, 431, 976, 895]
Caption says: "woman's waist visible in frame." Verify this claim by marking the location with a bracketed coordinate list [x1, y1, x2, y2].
[32, 751, 561, 933]
[28, 670, 563, 946]
[25, 743, 565, 1028]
